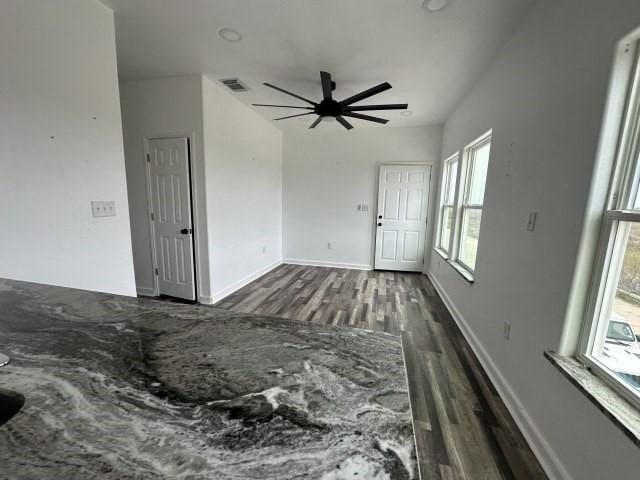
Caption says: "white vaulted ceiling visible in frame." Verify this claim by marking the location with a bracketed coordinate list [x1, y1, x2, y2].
[100, 0, 536, 129]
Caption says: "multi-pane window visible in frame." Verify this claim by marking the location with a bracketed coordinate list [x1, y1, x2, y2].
[456, 133, 491, 273]
[434, 132, 491, 279]
[436, 154, 459, 255]
[581, 40, 640, 407]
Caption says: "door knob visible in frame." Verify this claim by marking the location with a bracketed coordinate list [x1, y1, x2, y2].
[377, 222, 382, 227]
[180, 228, 191, 234]
[378, 215, 382, 219]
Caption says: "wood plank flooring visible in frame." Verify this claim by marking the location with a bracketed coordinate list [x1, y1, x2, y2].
[216, 264, 547, 480]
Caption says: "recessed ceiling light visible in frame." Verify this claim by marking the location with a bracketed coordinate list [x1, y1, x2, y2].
[423, 0, 450, 12]
[218, 28, 242, 43]
[400, 110, 413, 117]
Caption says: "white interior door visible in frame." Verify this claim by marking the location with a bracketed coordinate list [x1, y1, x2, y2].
[374, 164, 431, 272]
[147, 137, 196, 300]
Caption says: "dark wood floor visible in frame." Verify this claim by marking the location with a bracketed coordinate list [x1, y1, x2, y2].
[216, 264, 547, 480]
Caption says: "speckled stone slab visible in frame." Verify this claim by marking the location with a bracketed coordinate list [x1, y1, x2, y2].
[0, 279, 416, 479]
[545, 351, 640, 447]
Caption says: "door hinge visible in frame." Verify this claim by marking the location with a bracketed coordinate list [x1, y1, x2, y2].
[150, 212, 155, 221]
[154, 267, 158, 276]
[146, 153, 151, 163]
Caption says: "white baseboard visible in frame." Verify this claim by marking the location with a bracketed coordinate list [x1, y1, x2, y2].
[198, 295, 214, 305]
[136, 286, 156, 297]
[208, 259, 283, 304]
[427, 271, 571, 480]
[284, 258, 373, 271]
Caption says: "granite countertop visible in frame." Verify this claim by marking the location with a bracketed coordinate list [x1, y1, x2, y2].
[0, 279, 416, 479]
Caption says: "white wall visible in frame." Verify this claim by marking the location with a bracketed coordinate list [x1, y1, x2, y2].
[202, 77, 283, 302]
[428, 1, 640, 479]
[120, 76, 211, 300]
[283, 126, 442, 269]
[0, 0, 135, 296]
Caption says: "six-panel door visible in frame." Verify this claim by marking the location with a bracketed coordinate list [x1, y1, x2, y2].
[374, 165, 431, 272]
[147, 137, 196, 300]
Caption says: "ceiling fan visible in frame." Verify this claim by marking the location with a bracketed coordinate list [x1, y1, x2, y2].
[252, 71, 408, 130]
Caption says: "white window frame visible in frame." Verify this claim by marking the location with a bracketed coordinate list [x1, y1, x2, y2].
[451, 130, 492, 276]
[435, 153, 459, 257]
[579, 38, 640, 410]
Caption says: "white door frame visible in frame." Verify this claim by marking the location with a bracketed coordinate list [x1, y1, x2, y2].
[143, 133, 204, 299]
[372, 162, 434, 272]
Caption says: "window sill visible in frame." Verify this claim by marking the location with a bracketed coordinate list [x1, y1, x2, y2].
[432, 249, 475, 283]
[449, 261, 475, 284]
[544, 351, 640, 448]
[433, 248, 449, 261]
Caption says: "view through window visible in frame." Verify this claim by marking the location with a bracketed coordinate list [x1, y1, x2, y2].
[591, 222, 640, 399]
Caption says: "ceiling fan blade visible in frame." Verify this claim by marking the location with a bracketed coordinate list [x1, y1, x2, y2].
[345, 104, 408, 111]
[320, 71, 333, 100]
[309, 116, 322, 129]
[252, 103, 314, 110]
[273, 112, 315, 121]
[340, 82, 392, 106]
[342, 112, 389, 124]
[264, 82, 316, 106]
[335, 116, 354, 130]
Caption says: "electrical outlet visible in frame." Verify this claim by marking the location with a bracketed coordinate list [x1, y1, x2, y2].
[503, 322, 511, 340]
[91, 201, 115, 218]
[327, 242, 332, 250]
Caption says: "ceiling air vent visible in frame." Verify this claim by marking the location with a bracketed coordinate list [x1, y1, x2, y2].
[219, 78, 249, 92]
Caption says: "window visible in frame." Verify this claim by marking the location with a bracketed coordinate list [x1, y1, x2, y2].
[436, 154, 459, 256]
[434, 132, 491, 280]
[580, 40, 640, 408]
[455, 132, 491, 274]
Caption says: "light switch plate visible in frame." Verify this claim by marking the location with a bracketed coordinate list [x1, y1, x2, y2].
[91, 201, 116, 217]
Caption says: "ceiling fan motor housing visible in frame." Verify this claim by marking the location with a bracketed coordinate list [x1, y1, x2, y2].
[316, 99, 343, 117]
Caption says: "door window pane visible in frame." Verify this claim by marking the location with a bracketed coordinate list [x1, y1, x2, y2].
[592, 222, 640, 399]
[467, 142, 490, 205]
[459, 208, 482, 269]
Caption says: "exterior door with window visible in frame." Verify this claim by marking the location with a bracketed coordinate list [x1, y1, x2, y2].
[147, 137, 196, 300]
[374, 164, 431, 271]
